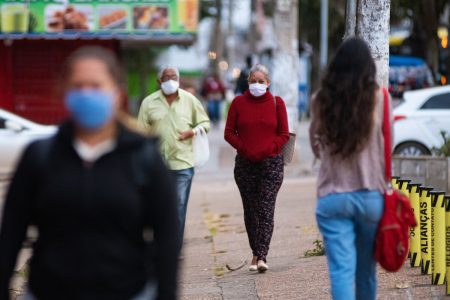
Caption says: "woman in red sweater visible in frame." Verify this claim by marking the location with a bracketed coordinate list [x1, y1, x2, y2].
[224, 64, 289, 272]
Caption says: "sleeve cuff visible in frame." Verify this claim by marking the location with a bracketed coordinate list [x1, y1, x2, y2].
[193, 125, 205, 135]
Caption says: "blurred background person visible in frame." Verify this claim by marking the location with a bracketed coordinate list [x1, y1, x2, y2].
[184, 85, 198, 97]
[310, 37, 388, 300]
[234, 55, 253, 95]
[138, 65, 210, 254]
[224, 64, 289, 273]
[201, 73, 226, 127]
[0, 47, 179, 300]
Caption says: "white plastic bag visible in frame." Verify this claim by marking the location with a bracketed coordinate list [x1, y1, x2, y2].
[193, 127, 210, 167]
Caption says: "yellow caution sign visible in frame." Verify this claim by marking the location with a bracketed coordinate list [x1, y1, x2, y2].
[398, 180, 411, 258]
[398, 179, 411, 197]
[431, 191, 446, 285]
[445, 196, 450, 295]
[420, 187, 433, 275]
[409, 183, 422, 267]
[391, 176, 400, 190]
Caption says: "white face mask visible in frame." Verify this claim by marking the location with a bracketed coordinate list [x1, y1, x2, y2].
[249, 83, 268, 97]
[161, 80, 179, 95]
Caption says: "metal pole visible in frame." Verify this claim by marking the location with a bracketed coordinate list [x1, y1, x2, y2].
[227, 0, 234, 70]
[320, 0, 328, 70]
[249, 0, 257, 53]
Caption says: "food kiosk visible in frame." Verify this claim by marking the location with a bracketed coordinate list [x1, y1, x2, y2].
[0, 0, 198, 124]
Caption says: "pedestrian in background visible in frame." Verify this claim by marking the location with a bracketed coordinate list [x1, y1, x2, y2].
[224, 64, 289, 273]
[0, 47, 179, 300]
[201, 73, 226, 127]
[310, 37, 390, 300]
[138, 66, 210, 253]
[234, 55, 252, 95]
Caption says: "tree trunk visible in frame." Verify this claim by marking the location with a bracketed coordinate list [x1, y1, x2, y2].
[355, 0, 391, 87]
[226, 0, 235, 71]
[271, 0, 299, 130]
[210, 0, 223, 73]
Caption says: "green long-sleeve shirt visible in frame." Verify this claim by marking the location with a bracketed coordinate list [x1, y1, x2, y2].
[138, 89, 210, 170]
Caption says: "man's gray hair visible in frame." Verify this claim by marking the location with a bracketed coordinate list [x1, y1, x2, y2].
[158, 65, 180, 80]
[248, 64, 270, 81]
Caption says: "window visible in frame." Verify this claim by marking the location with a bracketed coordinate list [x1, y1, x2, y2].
[0, 118, 5, 129]
[420, 93, 450, 109]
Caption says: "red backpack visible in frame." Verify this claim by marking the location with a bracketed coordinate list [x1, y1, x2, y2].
[374, 88, 417, 272]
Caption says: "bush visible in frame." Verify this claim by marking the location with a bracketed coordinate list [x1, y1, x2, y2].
[432, 131, 450, 157]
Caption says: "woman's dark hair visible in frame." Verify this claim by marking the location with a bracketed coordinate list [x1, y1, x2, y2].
[315, 37, 379, 157]
[62, 46, 123, 87]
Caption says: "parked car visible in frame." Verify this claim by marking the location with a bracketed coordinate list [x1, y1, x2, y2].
[393, 85, 450, 156]
[0, 109, 56, 179]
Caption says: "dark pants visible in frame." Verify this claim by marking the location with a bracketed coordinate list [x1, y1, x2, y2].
[171, 168, 194, 252]
[234, 154, 284, 262]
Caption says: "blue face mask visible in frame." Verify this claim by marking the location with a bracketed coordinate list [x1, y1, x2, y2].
[65, 89, 114, 130]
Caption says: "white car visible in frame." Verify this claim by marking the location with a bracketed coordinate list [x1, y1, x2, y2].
[0, 109, 56, 179]
[393, 86, 450, 156]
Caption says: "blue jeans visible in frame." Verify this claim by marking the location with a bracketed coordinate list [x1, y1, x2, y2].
[207, 100, 221, 124]
[316, 190, 384, 300]
[171, 168, 194, 251]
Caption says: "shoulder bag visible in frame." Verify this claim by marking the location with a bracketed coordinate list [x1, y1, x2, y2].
[374, 88, 417, 272]
[273, 96, 296, 164]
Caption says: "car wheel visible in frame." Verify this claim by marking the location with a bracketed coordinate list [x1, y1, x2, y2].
[394, 142, 431, 156]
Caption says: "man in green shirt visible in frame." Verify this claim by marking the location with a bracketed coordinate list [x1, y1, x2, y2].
[138, 65, 210, 251]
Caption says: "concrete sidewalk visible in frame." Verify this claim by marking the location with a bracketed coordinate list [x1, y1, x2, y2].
[180, 177, 446, 299]
[2, 121, 448, 299]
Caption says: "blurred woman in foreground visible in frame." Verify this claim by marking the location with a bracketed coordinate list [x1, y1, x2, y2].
[0, 47, 179, 300]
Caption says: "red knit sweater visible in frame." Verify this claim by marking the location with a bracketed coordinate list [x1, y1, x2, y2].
[224, 90, 290, 162]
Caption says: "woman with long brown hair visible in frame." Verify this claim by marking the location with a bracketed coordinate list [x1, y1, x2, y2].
[0, 47, 179, 300]
[310, 37, 391, 300]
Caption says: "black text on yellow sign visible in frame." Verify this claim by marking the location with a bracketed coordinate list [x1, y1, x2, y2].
[431, 191, 446, 285]
[409, 183, 422, 267]
[420, 187, 433, 275]
[445, 196, 450, 295]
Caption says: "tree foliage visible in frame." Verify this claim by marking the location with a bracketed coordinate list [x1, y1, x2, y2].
[199, 0, 220, 20]
[391, 0, 448, 77]
[391, 0, 447, 24]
